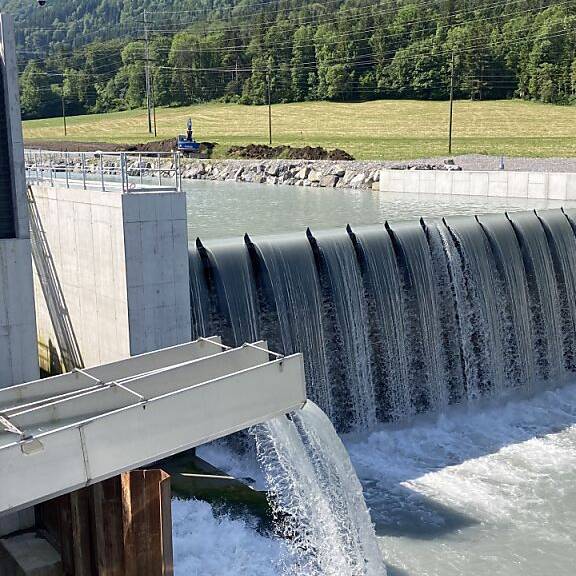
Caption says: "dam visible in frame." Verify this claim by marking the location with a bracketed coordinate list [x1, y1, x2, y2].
[17, 151, 576, 575]
[189, 208, 576, 428]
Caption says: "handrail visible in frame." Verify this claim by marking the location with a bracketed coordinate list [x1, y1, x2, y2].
[24, 149, 183, 194]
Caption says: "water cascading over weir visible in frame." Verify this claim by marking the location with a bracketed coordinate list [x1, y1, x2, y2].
[190, 208, 576, 432]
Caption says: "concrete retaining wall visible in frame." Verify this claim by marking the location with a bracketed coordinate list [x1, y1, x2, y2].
[0, 240, 39, 385]
[380, 169, 576, 200]
[31, 185, 191, 372]
[0, 14, 38, 390]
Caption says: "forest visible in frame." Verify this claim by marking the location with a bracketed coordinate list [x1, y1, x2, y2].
[1, 0, 575, 119]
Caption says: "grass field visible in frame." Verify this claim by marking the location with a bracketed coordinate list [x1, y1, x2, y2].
[23, 99, 576, 160]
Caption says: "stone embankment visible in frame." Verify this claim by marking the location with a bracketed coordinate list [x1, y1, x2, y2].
[180, 159, 383, 190]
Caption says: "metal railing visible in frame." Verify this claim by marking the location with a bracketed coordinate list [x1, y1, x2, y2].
[25, 150, 183, 193]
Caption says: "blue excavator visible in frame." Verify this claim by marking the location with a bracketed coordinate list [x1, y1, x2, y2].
[177, 118, 201, 156]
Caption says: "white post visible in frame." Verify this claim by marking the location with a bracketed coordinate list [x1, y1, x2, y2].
[82, 153, 87, 190]
[100, 154, 105, 191]
[64, 152, 69, 188]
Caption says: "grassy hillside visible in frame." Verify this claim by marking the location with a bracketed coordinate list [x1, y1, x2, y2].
[23, 99, 576, 160]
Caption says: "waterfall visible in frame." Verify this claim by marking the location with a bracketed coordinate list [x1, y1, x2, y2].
[196, 238, 259, 345]
[253, 402, 386, 576]
[385, 221, 449, 412]
[189, 208, 576, 431]
[349, 225, 411, 421]
[508, 211, 563, 382]
[308, 229, 376, 431]
[248, 235, 333, 417]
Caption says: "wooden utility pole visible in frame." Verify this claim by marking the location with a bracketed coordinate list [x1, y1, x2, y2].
[267, 70, 272, 145]
[150, 73, 158, 138]
[61, 87, 67, 137]
[448, 50, 455, 154]
[143, 9, 153, 135]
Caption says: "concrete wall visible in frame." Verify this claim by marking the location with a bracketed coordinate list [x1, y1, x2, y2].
[0, 15, 30, 239]
[380, 169, 576, 200]
[0, 13, 39, 539]
[0, 14, 39, 389]
[31, 185, 191, 372]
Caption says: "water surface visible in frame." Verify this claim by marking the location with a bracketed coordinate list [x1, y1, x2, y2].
[184, 179, 576, 239]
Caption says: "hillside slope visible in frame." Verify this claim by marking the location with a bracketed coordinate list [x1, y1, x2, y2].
[4, 0, 576, 121]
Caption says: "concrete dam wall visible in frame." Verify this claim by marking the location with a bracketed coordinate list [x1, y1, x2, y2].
[189, 209, 576, 431]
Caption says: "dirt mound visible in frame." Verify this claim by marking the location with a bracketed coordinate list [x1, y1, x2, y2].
[25, 139, 217, 156]
[227, 144, 354, 161]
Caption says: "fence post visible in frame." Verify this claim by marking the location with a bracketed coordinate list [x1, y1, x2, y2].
[82, 153, 87, 190]
[64, 152, 69, 188]
[50, 153, 54, 187]
[100, 154, 105, 192]
[139, 153, 143, 186]
[120, 153, 124, 193]
[176, 153, 182, 192]
[157, 153, 162, 187]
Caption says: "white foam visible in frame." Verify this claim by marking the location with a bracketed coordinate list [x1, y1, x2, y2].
[172, 498, 285, 576]
[346, 383, 576, 576]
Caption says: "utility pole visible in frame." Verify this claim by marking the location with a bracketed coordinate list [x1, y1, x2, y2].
[61, 86, 67, 137]
[143, 9, 153, 134]
[448, 50, 455, 155]
[267, 70, 272, 146]
[150, 77, 158, 138]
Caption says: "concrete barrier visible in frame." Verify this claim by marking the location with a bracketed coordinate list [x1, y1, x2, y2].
[30, 185, 191, 372]
[380, 169, 576, 200]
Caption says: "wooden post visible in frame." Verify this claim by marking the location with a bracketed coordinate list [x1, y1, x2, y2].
[36, 470, 173, 576]
[123, 470, 173, 576]
[91, 477, 125, 575]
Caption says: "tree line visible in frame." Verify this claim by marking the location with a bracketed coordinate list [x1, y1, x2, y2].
[10, 0, 576, 120]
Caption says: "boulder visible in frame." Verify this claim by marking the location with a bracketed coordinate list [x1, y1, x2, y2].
[350, 173, 366, 188]
[319, 174, 339, 188]
[295, 166, 311, 180]
[329, 165, 346, 177]
[308, 169, 322, 183]
[266, 163, 279, 177]
[343, 170, 356, 184]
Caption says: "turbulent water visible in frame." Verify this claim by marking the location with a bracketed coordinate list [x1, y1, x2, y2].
[186, 206, 576, 575]
[348, 382, 576, 576]
[253, 402, 386, 576]
[177, 384, 576, 576]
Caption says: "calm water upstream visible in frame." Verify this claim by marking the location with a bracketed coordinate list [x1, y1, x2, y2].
[183, 179, 576, 240]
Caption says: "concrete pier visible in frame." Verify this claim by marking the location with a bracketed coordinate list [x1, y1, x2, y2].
[0, 14, 39, 389]
[30, 185, 191, 372]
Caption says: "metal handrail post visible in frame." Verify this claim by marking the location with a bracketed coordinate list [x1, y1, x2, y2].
[158, 153, 162, 186]
[120, 153, 125, 193]
[139, 153, 143, 186]
[50, 153, 54, 187]
[100, 154, 105, 192]
[35, 151, 40, 183]
[82, 153, 87, 190]
[64, 152, 69, 188]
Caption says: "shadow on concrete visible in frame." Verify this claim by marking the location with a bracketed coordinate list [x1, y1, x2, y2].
[27, 185, 84, 371]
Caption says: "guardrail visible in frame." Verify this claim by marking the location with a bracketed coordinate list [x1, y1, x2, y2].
[25, 150, 183, 193]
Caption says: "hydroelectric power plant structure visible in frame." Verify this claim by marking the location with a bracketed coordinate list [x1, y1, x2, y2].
[1, 10, 576, 576]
